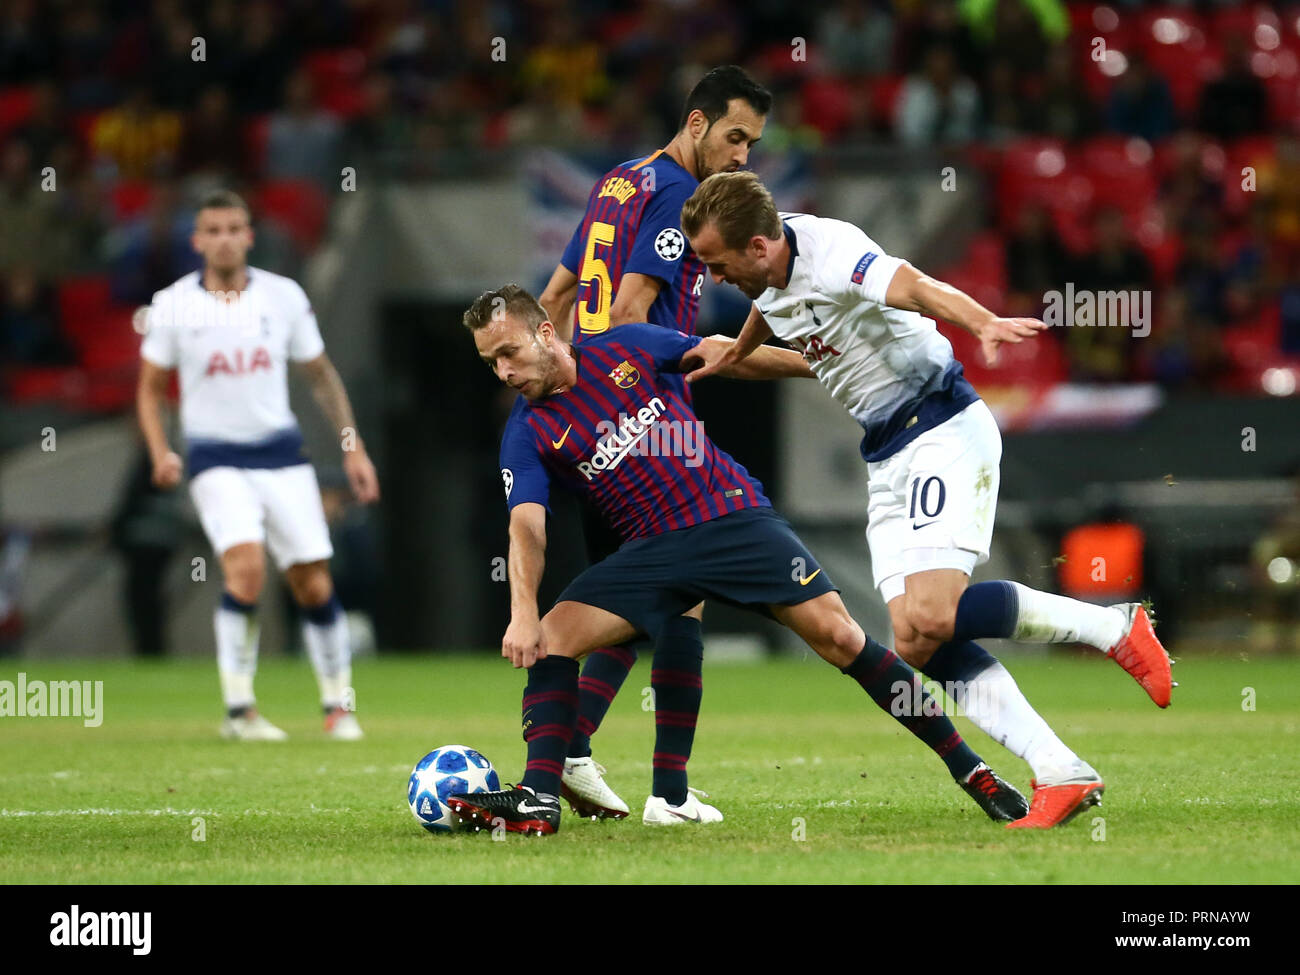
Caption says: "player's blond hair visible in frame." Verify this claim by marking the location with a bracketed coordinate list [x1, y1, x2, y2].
[681, 171, 782, 251]
[462, 283, 548, 332]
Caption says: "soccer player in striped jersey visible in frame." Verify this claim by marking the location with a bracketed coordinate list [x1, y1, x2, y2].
[535, 66, 771, 819]
[136, 190, 380, 741]
[679, 172, 1175, 828]
[447, 284, 1028, 834]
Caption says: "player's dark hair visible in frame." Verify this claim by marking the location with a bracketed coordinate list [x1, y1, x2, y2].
[197, 189, 251, 216]
[681, 171, 782, 251]
[462, 284, 548, 332]
[679, 65, 772, 131]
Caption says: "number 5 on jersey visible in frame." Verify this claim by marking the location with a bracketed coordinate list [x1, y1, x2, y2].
[578, 221, 616, 336]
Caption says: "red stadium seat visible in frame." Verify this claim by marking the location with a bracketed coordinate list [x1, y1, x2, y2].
[4, 366, 84, 405]
[58, 275, 113, 334]
[256, 180, 329, 248]
[0, 86, 35, 139]
[244, 115, 270, 173]
[800, 77, 854, 140]
[1078, 136, 1157, 219]
[306, 49, 368, 120]
[963, 231, 1008, 292]
[75, 307, 139, 370]
[109, 181, 153, 220]
[996, 138, 1095, 249]
[305, 49, 367, 99]
[869, 75, 904, 128]
[1212, 4, 1283, 46]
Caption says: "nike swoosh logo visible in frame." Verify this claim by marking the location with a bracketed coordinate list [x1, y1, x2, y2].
[551, 425, 573, 449]
[517, 801, 554, 814]
[798, 568, 822, 586]
[913, 521, 938, 531]
[667, 808, 702, 822]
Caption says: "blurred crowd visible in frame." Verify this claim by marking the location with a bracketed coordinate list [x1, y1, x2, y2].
[1, 0, 1297, 400]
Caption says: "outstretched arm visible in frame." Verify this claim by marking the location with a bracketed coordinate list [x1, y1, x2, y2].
[884, 264, 1045, 366]
[682, 335, 813, 381]
[683, 303, 778, 383]
[298, 353, 380, 503]
[504, 502, 548, 668]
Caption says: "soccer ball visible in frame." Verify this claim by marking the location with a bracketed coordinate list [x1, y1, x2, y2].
[407, 745, 500, 833]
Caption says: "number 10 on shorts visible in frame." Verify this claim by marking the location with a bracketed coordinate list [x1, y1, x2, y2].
[909, 475, 946, 527]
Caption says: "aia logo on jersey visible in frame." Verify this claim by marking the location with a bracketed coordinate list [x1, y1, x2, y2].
[792, 335, 842, 364]
[608, 360, 640, 389]
[206, 347, 272, 376]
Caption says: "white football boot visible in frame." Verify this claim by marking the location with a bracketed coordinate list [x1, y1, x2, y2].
[642, 787, 723, 825]
[560, 757, 630, 819]
[220, 709, 288, 741]
[324, 706, 364, 740]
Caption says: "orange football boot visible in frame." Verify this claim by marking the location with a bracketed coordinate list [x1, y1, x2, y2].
[1106, 603, 1174, 708]
[1005, 777, 1105, 829]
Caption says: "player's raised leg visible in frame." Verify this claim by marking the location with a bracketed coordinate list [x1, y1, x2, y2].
[448, 599, 640, 835]
[768, 589, 1028, 822]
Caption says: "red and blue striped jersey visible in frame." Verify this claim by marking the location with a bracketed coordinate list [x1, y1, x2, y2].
[499, 324, 769, 542]
[560, 150, 706, 342]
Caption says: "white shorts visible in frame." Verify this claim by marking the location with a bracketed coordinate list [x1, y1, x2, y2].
[190, 464, 333, 571]
[865, 399, 1001, 603]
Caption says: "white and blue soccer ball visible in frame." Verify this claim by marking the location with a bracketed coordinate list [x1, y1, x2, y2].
[407, 745, 501, 833]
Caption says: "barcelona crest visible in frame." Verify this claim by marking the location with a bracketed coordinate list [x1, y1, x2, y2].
[608, 360, 640, 389]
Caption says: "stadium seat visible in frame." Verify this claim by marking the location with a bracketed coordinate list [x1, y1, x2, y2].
[306, 49, 368, 118]
[962, 231, 1008, 292]
[1223, 307, 1282, 378]
[1211, 3, 1283, 44]
[869, 75, 905, 129]
[109, 181, 153, 221]
[57, 275, 113, 333]
[256, 180, 328, 249]
[800, 77, 854, 140]
[0, 86, 34, 139]
[4, 366, 84, 406]
[244, 115, 271, 173]
[1079, 135, 1157, 218]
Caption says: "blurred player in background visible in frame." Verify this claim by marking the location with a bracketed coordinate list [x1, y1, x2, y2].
[135, 190, 380, 741]
[450, 285, 1028, 833]
[681, 171, 1174, 828]
[534, 66, 771, 819]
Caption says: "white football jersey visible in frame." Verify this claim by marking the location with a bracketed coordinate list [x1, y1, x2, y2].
[756, 213, 977, 460]
[140, 266, 325, 443]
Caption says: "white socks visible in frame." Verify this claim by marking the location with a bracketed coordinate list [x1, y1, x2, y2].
[950, 661, 1094, 784]
[215, 600, 260, 710]
[1009, 582, 1127, 651]
[303, 607, 352, 710]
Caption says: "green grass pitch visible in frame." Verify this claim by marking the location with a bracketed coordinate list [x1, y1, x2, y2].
[1, 652, 1296, 883]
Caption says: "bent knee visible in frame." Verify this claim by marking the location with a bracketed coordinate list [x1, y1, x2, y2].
[224, 571, 263, 604]
[288, 563, 333, 608]
[907, 603, 956, 642]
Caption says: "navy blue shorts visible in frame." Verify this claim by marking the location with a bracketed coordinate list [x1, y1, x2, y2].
[556, 506, 838, 640]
